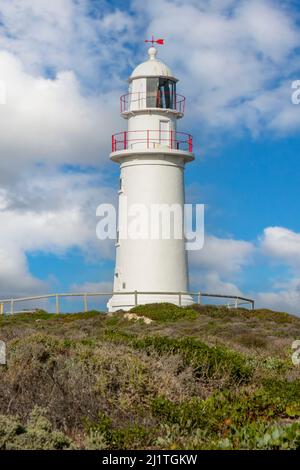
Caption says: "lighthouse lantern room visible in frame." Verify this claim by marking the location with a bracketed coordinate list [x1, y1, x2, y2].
[108, 40, 195, 312]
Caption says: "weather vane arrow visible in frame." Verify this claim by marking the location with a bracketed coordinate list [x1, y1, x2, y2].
[145, 35, 165, 46]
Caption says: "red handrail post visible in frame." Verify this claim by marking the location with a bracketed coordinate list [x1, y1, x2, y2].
[124, 131, 127, 150]
[147, 130, 149, 149]
[112, 135, 115, 152]
[189, 135, 193, 153]
[170, 130, 173, 149]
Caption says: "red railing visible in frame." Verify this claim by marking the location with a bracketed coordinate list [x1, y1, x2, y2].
[112, 130, 193, 153]
[120, 92, 186, 114]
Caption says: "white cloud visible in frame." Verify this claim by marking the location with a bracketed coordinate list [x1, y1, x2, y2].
[256, 277, 300, 314]
[0, 169, 115, 297]
[0, 246, 46, 297]
[260, 226, 300, 267]
[189, 235, 254, 295]
[255, 227, 300, 313]
[190, 271, 243, 296]
[136, 0, 300, 136]
[0, 0, 135, 85]
[0, 0, 138, 184]
[189, 228, 300, 314]
[0, 51, 119, 181]
[190, 235, 254, 275]
[236, 1, 299, 62]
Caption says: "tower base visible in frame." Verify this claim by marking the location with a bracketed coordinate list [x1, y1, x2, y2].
[107, 293, 194, 313]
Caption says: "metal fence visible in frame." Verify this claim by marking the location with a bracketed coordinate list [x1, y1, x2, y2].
[0, 291, 255, 316]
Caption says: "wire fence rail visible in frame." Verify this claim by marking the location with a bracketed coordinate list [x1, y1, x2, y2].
[0, 292, 255, 316]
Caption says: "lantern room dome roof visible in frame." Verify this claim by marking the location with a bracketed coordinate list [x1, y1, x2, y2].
[129, 47, 177, 82]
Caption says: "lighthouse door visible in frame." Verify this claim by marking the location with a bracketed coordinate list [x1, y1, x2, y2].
[159, 120, 170, 148]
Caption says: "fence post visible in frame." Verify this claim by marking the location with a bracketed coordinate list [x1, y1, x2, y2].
[0, 303, 4, 316]
[235, 298, 238, 309]
[198, 292, 202, 305]
[84, 294, 88, 313]
[56, 295, 60, 315]
[10, 299, 14, 315]
[251, 300, 255, 311]
[178, 292, 182, 307]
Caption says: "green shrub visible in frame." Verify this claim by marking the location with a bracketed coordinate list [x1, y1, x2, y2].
[130, 303, 198, 323]
[262, 379, 300, 408]
[191, 305, 300, 324]
[261, 357, 288, 372]
[151, 386, 295, 437]
[191, 304, 235, 319]
[0, 416, 25, 449]
[85, 414, 154, 450]
[218, 422, 300, 450]
[0, 407, 73, 450]
[105, 331, 253, 383]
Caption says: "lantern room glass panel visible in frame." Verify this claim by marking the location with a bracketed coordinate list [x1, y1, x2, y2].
[146, 78, 176, 110]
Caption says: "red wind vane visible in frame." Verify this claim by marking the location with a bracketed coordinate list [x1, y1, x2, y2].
[145, 36, 165, 46]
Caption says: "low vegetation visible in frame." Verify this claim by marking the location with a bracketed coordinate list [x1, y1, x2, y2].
[0, 303, 300, 450]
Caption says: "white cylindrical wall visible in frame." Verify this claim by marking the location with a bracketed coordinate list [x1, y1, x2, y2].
[108, 155, 193, 311]
[127, 114, 177, 151]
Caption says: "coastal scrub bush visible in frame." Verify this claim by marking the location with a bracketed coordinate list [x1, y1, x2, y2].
[105, 331, 253, 383]
[0, 407, 73, 450]
[130, 303, 198, 322]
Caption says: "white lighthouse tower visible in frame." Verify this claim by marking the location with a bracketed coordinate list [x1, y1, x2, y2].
[108, 40, 195, 312]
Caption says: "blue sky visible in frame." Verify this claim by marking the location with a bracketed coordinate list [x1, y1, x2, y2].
[0, 0, 300, 313]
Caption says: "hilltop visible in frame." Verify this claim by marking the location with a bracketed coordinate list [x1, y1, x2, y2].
[0, 303, 300, 450]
